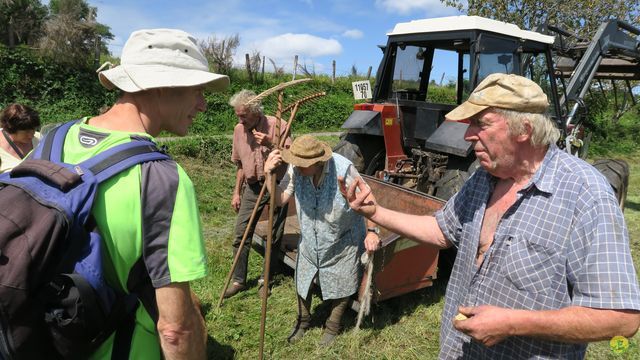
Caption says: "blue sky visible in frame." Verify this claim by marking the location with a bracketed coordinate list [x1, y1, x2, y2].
[87, 0, 465, 77]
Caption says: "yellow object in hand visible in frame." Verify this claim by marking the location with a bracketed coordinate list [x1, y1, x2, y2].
[455, 313, 468, 321]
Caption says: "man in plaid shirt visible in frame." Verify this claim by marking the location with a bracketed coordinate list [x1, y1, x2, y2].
[341, 73, 640, 359]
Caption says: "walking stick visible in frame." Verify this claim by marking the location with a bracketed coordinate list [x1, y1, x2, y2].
[216, 184, 268, 308]
[217, 91, 325, 309]
[258, 90, 284, 360]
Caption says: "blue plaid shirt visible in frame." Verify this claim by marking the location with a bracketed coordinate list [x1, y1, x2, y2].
[435, 146, 640, 359]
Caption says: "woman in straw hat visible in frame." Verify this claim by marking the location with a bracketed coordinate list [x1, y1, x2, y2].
[265, 135, 381, 346]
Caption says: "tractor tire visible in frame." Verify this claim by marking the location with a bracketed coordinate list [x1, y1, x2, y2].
[364, 150, 386, 175]
[333, 136, 365, 171]
[432, 158, 479, 280]
[333, 134, 385, 175]
[433, 159, 480, 201]
[592, 159, 629, 212]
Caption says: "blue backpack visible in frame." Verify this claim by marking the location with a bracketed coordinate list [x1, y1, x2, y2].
[0, 120, 170, 359]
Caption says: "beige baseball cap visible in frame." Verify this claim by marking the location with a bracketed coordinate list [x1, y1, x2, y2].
[445, 73, 549, 121]
[98, 28, 229, 93]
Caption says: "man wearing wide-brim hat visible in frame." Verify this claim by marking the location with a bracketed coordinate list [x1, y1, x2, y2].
[264, 135, 381, 346]
[342, 73, 640, 359]
[67, 29, 228, 359]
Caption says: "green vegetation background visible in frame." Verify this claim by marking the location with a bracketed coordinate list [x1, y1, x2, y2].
[2, 44, 639, 155]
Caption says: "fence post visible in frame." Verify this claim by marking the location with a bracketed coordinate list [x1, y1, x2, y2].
[94, 35, 101, 69]
[332, 60, 336, 85]
[366, 66, 372, 80]
[261, 56, 265, 81]
[292, 55, 298, 80]
[245, 53, 253, 82]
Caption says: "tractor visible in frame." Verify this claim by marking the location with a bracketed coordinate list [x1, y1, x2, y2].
[254, 15, 640, 310]
[334, 15, 639, 208]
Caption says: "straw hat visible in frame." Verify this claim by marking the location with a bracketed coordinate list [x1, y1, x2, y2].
[98, 28, 229, 93]
[282, 135, 332, 168]
[446, 73, 549, 120]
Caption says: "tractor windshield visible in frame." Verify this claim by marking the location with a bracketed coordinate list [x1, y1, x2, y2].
[391, 45, 423, 94]
[388, 43, 470, 105]
[474, 33, 559, 118]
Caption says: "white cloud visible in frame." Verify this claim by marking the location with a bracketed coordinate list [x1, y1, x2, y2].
[375, 0, 459, 16]
[342, 29, 364, 39]
[237, 33, 342, 73]
[258, 33, 342, 59]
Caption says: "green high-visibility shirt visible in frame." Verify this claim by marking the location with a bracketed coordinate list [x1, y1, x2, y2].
[61, 119, 207, 359]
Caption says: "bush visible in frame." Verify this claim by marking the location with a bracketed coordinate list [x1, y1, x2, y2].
[1, 45, 364, 135]
[191, 73, 358, 135]
[0, 45, 115, 123]
[589, 105, 640, 156]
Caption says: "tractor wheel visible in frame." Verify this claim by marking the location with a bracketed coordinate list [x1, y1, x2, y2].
[364, 150, 386, 175]
[592, 159, 629, 211]
[333, 136, 365, 171]
[433, 158, 480, 201]
[333, 133, 385, 175]
[432, 157, 479, 280]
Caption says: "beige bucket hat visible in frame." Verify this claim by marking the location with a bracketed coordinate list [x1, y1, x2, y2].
[98, 28, 229, 93]
[446, 73, 549, 120]
[282, 135, 333, 168]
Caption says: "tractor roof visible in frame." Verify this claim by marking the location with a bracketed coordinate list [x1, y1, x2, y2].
[388, 15, 555, 44]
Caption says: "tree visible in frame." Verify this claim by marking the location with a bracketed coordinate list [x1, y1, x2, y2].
[38, 0, 113, 68]
[0, 0, 48, 47]
[198, 34, 240, 75]
[441, 0, 640, 37]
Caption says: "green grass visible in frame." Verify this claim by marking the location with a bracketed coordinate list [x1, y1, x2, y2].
[177, 142, 640, 359]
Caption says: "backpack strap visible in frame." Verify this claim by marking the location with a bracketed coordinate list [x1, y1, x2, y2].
[30, 119, 169, 183]
[77, 140, 170, 184]
[31, 120, 77, 161]
[31, 120, 169, 177]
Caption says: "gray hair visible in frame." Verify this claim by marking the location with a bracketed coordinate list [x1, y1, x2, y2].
[493, 108, 560, 147]
[228, 89, 263, 115]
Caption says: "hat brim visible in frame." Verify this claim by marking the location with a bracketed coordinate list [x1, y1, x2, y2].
[98, 64, 230, 93]
[281, 143, 333, 168]
[445, 101, 490, 121]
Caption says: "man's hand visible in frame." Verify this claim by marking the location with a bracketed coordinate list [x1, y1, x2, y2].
[265, 149, 283, 174]
[231, 192, 241, 212]
[453, 305, 515, 347]
[364, 231, 381, 252]
[252, 129, 272, 147]
[338, 176, 377, 218]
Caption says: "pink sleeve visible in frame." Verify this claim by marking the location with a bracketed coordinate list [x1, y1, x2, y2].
[231, 126, 241, 163]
